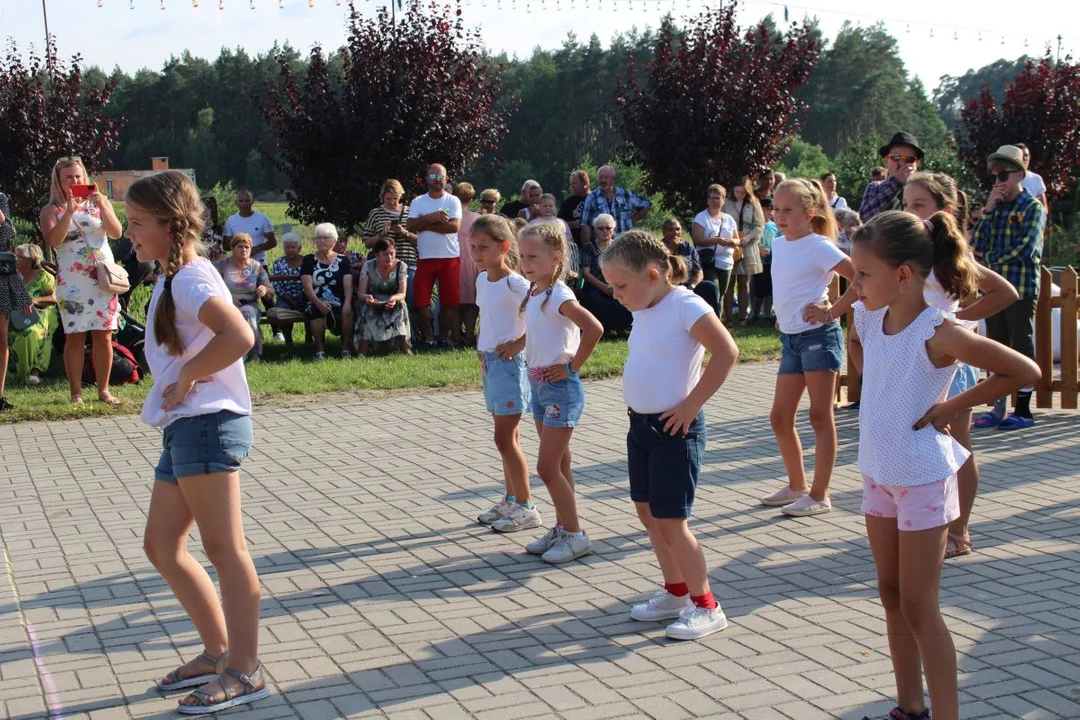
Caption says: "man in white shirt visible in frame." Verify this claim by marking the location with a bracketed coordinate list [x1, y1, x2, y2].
[223, 188, 278, 266]
[407, 163, 463, 347]
[1016, 143, 1049, 212]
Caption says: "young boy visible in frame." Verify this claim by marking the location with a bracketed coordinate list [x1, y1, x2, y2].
[750, 198, 777, 323]
[972, 145, 1046, 431]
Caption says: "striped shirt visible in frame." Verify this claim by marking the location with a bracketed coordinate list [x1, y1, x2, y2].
[363, 204, 417, 268]
[972, 189, 1045, 300]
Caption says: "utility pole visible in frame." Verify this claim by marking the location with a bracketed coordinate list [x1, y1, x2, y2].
[41, 0, 52, 71]
[1057, 34, 1063, 63]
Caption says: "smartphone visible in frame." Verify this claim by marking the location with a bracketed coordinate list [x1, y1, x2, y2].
[71, 184, 97, 199]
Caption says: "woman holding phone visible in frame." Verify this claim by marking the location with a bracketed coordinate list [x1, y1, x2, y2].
[39, 157, 125, 405]
[363, 179, 417, 303]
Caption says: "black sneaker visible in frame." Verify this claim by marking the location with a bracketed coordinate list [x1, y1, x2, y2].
[0, 397, 12, 412]
[863, 707, 931, 720]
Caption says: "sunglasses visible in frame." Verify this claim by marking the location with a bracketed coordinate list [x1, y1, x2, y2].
[990, 169, 1020, 183]
[428, 173, 446, 180]
[889, 154, 918, 164]
[57, 156, 82, 164]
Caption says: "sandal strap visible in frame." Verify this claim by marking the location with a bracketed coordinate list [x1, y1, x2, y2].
[194, 651, 224, 668]
[223, 664, 263, 693]
[186, 686, 217, 706]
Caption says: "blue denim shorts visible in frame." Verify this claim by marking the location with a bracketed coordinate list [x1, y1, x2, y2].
[529, 371, 585, 428]
[627, 409, 706, 519]
[778, 321, 845, 375]
[481, 351, 530, 416]
[155, 410, 254, 483]
[947, 363, 980, 399]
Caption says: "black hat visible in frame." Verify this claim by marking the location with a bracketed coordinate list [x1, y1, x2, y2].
[879, 131, 924, 160]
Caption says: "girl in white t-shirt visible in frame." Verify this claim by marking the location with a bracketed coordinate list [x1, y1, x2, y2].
[847, 210, 1038, 720]
[902, 172, 1019, 559]
[601, 230, 739, 641]
[126, 172, 269, 714]
[764, 179, 856, 517]
[469, 215, 541, 534]
[517, 222, 603, 564]
[690, 184, 740, 315]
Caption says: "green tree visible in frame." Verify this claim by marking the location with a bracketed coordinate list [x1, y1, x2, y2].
[934, 57, 1031, 130]
[776, 138, 832, 181]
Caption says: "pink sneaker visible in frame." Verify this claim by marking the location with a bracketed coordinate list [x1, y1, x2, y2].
[781, 495, 832, 517]
[760, 486, 809, 507]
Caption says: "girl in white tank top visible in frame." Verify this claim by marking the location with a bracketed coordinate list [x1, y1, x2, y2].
[848, 209, 1038, 720]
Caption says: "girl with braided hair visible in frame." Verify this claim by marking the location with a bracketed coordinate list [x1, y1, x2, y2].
[126, 170, 269, 714]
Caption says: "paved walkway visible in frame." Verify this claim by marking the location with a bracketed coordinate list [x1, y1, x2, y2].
[2, 362, 1079, 720]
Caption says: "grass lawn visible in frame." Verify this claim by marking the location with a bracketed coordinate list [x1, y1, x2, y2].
[0, 325, 781, 423]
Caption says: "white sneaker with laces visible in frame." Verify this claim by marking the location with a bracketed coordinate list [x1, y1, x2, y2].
[630, 589, 693, 622]
[477, 498, 514, 525]
[760, 486, 809, 507]
[492, 504, 542, 533]
[272, 331, 286, 343]
[781, 494, 832, 516]
[526, 526, 562, 555]
[541, 531, 592, 564]
[665, 605, 729, 640]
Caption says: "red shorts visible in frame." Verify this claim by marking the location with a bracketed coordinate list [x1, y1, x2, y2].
[413, 257, 461, 308]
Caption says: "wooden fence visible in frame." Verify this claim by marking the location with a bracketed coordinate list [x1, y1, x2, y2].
[829, 276, 859, 405]
[829, 266, 1080, 409]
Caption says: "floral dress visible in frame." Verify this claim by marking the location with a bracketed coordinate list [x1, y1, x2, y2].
[54, 203, 119, 332]
[8, 271, 58, 381]
[356, 259, 409, 342]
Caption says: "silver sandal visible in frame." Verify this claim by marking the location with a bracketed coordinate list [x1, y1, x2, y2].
[156, 651, 225, 691]
[177, 664, 270, 715]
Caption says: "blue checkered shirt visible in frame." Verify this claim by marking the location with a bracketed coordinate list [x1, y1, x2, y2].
[581, 187, 652, 234]
[972, 189, 1045, 300]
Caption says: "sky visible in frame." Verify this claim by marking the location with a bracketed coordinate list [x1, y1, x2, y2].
[1, 0, 1079, 93]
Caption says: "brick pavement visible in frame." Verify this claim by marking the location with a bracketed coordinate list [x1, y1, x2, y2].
[1, 361, 1079, 720]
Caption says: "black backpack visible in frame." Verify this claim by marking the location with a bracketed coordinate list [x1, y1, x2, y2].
[83, 341, 141, 386]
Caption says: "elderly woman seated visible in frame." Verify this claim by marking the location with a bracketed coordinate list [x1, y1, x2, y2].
[8, 244, 58, 386]
[216, 232, 273, 362]
[268, 231, 307, 348]
[355, 239, 411, 356]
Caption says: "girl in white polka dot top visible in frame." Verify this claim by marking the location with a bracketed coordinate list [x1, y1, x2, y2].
[847, 210, 1039, 720]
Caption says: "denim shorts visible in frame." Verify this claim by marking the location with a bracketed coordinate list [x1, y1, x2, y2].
[529, 370, 585, 428]
[627, 409, 706, 519]
[947, 363, 980, 399]
[480, 351, 530, 416]
[778, 321, 845, 375]
[155, 410, 254, 483]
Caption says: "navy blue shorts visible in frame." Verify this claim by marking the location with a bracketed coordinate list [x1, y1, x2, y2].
[627, 409, 706, 519]
[155, 410, 254, 483]
[778, 321, 844, 375]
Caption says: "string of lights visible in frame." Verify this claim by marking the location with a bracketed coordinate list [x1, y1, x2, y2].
[97, 0, 1078, 57]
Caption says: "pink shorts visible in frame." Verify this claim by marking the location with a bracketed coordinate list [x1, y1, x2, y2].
[861, 473, 960, 531]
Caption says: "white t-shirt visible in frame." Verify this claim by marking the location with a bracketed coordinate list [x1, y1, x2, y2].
[623, 287, 713, 414]
[142, 258, 252, 429]
[693, 210, 739, 270]
[1021, 171, 1046, 198]
[829, 195, 848, 211]
[408, 192, 462, 260]
[771, 232, 846, 335]
[224, 211, 275, 265]
[524, 281, 580, 368]
[476, 270, 530, 353]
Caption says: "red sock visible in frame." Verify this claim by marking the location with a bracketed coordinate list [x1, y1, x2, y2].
[690, 592, 718, 609]
[665, 582, 689, 597]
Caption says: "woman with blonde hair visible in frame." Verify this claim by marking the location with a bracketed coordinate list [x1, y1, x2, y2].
[8, 244, 59, 386]
[724, 175, 765, 325]
[39, 157, 125, 405]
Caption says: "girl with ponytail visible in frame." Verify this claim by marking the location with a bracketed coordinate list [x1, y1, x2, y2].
[126, 171, 269, 713]
[902, 172, 1019, 559]
[847, 210, 1038, 720]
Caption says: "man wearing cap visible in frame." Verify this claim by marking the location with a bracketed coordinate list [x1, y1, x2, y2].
[972, 144, 1045, 431]
[859, 131, 923, 222]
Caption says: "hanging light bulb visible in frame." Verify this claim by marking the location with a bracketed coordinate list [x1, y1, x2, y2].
[953, 31, 958, 41]
[928, 28, 934, 39]
[905, 24, 910, 34]
[160, 0, 166, 8]
[1023, 37, 1029, 48]
[1000, 35, 1005, 45]
[97, 0, 104, 7]
[308, 0, 314, 6]
[130, 0, 135, 8]
[978, 32, 982, 42]
[219, 0, 224, 8]
[336, 0, 342, 5]
[192, 0, 198, 6]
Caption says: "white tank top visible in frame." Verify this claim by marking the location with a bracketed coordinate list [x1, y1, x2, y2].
[924, 270, 977, 330]
[855, 303, 970, 486]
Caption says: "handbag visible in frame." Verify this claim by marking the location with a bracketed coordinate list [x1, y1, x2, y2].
[0, 251, 15, 276]
[9, 304, 40, 331]
[732, 245, 744, 264]
[82, 236, 130, 294]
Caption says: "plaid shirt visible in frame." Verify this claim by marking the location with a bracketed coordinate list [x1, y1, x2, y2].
[858, 176, 904, 222]
[972, 189, 1045, 300]
[581, 187, 652, 234]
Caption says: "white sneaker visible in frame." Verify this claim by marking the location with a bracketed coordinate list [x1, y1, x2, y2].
[492, 504, 542, 533]
[272, 331, 286, 343]
[665, 606, 729, 640]
[760, 486, 809, 506]
[526, 526, 562, 555]
[541, 531, 592, 564]
[314, 351, 327, 361]
[26, 375, 42, 386]
[477, 498, 514, 525]
[782, 494, 832, 516]
[630, 589, 693, 622]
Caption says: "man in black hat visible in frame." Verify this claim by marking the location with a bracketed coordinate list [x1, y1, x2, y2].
[858, 131, 924, 222]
